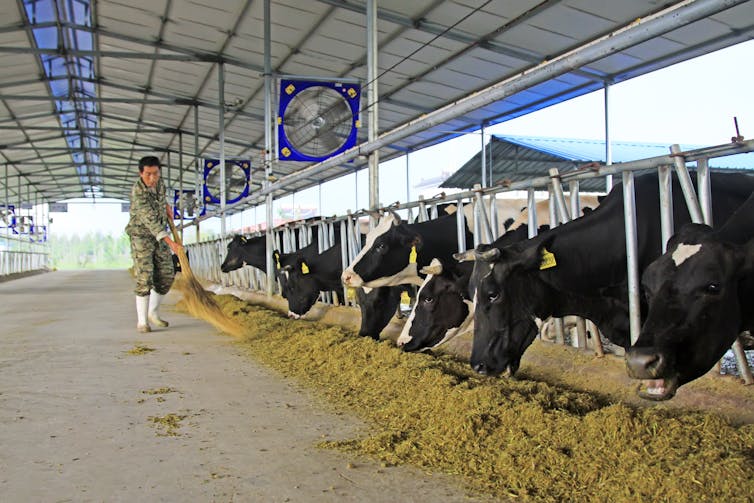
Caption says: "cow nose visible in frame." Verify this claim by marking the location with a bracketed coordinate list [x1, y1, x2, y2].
[472, 362, 489, 375]
[342, 272, 352, 285]
[626, 347, 665, 379]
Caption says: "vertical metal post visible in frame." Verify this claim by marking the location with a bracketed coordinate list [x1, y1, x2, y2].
[480, 125, 486, 188]
[405, 153, 410, 204]
[622, 171, 641, 344]
[604, 82, 613, 191]
[178, 131, 184, 242]
[264, 0, 275, 296]
[367, 0, 379, 212]
[697, 157, 713, 226]
[488, 193, 499, 240]
[527, 188, 537, 238]
[455, 200, 466, 253]
[218, 61, 227, 241]
[669, 144, 704, 224]
[194, 104, 201, 243]
[548, 168, 571, 224]
[568, 181, 581, 219]
[658, 164, 674, 252]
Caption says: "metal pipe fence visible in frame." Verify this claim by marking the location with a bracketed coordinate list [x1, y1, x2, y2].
[184, 139, 754, 379]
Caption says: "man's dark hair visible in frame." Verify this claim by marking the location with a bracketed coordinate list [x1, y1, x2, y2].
[138, 156, 161, 173]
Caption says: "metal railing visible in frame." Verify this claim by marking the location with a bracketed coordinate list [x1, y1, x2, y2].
[185, 139, 754, 380]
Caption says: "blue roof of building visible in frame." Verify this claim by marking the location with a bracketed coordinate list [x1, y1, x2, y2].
[440, 135, 754, 191]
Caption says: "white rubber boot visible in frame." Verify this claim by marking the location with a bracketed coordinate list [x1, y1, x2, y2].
[136, 295, 151, 333]
[148, 290, 169, 328]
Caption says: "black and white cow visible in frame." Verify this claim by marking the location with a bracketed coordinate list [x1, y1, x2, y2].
[341, 212, 474, 288]
[396, 224, 538, 352]
[396, 195, 602, 352]
[275, 239, 407, 340]
[221, 234, 268, 273]
[468, 171, 754, 377]
[626, 190, 754, 400]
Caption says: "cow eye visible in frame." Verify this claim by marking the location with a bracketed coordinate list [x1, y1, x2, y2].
[422, 296, 434, 304]
[706, 282, 721, 294]
[375, 243, 386, 253]
[487, 291, 500, 302]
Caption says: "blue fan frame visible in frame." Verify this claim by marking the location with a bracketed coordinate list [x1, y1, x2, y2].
[202, 159, 250, 205]
[0, 204, 15, 229]
[173, 189, 205, 220]
[278, 79, 361, 162]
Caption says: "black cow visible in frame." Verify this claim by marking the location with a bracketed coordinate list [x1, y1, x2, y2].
[221, 234, 267, 272]
[341, 212, 474, 288]
[397, 224, 540, 352]
[626, 191, 754, 400]
[469, 172, 754, 377]
[221, 223, 336, 273]
[275, 238, 407, 340]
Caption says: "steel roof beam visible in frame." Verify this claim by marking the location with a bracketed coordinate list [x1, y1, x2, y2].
[238, 0, 747, 209]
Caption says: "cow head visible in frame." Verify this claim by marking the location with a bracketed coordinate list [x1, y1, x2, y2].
[341, 212, 423, 288]
[627, 224, 754, 400]
[356, 285, 404, 340]
[397, 258, 472, 352]
[273, 250, 320, 319]
[468, 239, 551, 376]
[221, 235, 249, 272]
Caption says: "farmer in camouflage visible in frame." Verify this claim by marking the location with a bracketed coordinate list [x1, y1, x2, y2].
[126, 155, 183, 333]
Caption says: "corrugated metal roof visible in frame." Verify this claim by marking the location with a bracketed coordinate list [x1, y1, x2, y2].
[1, 0, 753, 207]
[440, 134, 754, 191]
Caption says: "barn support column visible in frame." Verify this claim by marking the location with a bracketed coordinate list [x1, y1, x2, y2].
[263, 0, 275, 297]
[194, 103, 200, 243]
[217, 61, 227, 244]
[481, 124, 487, 188]
[367, 0, 379, 217]
[603, 82, 613, 191]
[179, 131, 184, 242]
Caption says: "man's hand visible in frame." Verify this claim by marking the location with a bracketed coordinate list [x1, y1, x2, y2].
[164, 236, 184, 255]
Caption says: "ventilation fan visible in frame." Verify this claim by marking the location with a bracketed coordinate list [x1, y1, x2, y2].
[0, 205, 15, 228]
[278, 79, 361, 162]
[174, 189, 204, 219]
[13, 215, 33, 235]
[202, 159, 250, 205]
[29, 224, 47, 243]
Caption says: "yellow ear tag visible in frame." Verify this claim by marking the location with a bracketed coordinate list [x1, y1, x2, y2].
[540, 247, 557, 270]
[409, 245, 417, 264]
[346, 287, 356, 301]
[274, 252, 281, 269]
[301, 262, 310, 274]
[400, 291, 411, 305]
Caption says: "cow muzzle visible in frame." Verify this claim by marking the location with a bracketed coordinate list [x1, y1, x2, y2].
[626, 347, 679, 401]
[341, 269, 364, 287]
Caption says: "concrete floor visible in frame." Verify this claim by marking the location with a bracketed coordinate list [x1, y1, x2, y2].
[0, 270, 490, 502]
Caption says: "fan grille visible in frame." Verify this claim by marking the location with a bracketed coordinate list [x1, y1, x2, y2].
[282, 86, 354, 158]
[205, 162, 249, 203]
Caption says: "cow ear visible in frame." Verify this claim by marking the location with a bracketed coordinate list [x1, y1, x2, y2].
[516, 235, 557, 272]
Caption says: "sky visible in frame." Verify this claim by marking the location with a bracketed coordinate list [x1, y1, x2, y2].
[44, 39, 754, 239]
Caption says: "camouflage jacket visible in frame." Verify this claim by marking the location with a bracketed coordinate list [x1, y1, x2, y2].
[125, 177, 170, 241]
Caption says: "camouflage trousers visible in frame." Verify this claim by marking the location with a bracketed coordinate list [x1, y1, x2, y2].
[129, 234, 175, 296]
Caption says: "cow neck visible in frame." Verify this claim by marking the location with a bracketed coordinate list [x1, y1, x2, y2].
[713, 191, 754, 245]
